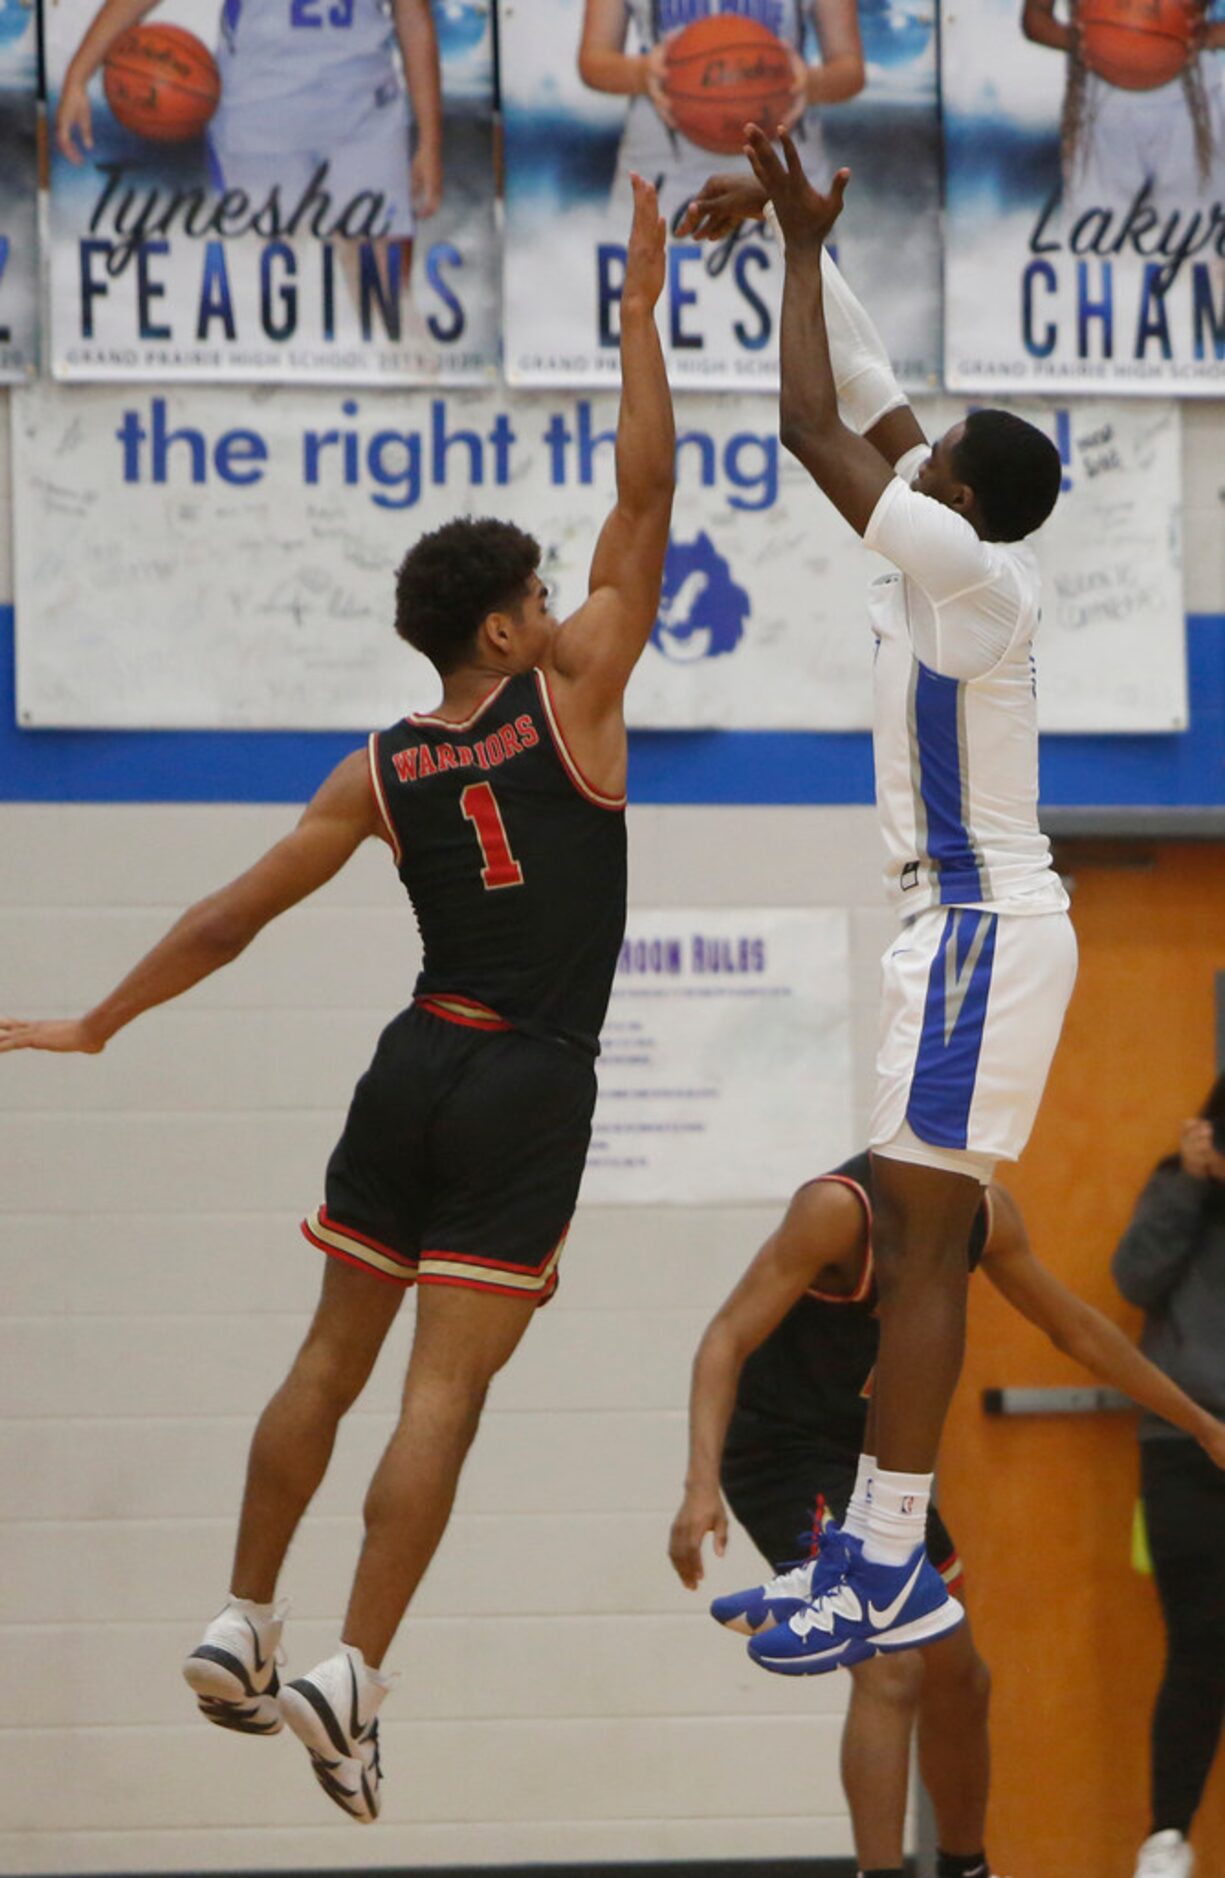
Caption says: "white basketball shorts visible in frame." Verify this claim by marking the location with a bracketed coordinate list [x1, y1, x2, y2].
[870, 905, 1078, 1175]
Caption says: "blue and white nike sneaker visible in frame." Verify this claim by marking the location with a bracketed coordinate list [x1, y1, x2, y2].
[747, 1541, 965, 1675]
[710, 1524, 862, 1636]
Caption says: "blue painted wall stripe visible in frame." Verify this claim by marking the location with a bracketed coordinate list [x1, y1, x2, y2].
[1, 607, 1222, 808]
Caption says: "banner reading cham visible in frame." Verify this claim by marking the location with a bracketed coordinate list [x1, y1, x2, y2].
[502, 0, 943, 391]
[46, 0, 498, 381]
[942, 0, 1225, 394]
[0, 0, 38, 381]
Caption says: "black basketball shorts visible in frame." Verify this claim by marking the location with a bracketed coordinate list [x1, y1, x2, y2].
[720, 1431, 963, 1590]
[302, 1001, 597, 1305]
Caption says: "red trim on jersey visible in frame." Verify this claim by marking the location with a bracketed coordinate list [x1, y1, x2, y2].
[805, 1174, 875, 1305]
[367, 732, 403, 866]
[415, 994, 512, 1032]
[300, 1223, 418, 1288]
[534, 670, 627, 811]
[408, 677, 511, 731]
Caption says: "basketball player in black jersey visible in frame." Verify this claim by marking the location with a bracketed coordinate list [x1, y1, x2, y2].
[0, 175, 674, 1824]
[667, 1155, 1225, 1878]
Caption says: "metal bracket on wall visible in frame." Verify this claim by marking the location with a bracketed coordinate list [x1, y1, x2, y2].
[982, 1386, 1134, 1416]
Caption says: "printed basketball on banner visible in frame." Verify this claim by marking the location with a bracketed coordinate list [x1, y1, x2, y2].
[102, 23, 220, 139]
[1078, 0, 1194, 89]
[663, 15, 794, 153]
[46, 0, 499, 383]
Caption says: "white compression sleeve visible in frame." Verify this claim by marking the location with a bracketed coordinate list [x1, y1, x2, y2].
[765, 201, 907, 435]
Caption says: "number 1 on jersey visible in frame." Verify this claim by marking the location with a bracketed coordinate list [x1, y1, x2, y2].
[461, 782, 524, 890]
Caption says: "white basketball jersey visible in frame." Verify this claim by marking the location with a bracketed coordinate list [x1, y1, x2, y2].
[215, 0, 401, 136]
[864, 453, 1069, 921]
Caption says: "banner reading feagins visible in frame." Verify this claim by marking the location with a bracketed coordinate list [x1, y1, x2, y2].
[46, 0, 497, 381]
[0, 0, 38, 381]
[501, 0, 943, 390]
[942, 0, 1225, 395]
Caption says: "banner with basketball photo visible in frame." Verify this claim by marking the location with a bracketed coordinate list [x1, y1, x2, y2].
[44, 0, 498, 381]
[941, 0, 1225, 395]
[0, 0, 39, 381]
[500, 0, 943, 390]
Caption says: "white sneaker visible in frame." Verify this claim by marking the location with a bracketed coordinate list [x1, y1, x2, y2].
[181, 1598, 286, 1735]
[1134, 1831, 1194, 1878]
[279, 1645, 387, 1824]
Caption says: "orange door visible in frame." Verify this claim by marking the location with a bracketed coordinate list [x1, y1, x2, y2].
[939, 842, 1225, 1878]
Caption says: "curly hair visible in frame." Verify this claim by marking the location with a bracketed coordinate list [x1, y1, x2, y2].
[394, 517, 542, 675]
[951, 409, 1063, 542]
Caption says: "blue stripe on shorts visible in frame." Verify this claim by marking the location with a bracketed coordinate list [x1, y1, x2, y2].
[906, 908, 998, 1150]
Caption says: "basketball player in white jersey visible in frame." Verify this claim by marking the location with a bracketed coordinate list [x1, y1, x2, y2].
[681, 133, 1075, 1672]
[56, 0, 443, 247]
[578, 0, 864, 222]
[1022, 0, 1225, 216]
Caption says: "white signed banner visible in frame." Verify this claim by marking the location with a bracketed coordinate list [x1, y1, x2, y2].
[583, 908, 853, 1205]
[12, 380, 1185, 732]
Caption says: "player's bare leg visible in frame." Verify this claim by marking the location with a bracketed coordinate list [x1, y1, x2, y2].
[231, 1259, 406, 1602]
[843, 1651, 923, 1871]
[278, 1282, 536, 1820]
[867, 1155, 984, 1475]
[342, 1282, 536, 1665]
[182, 1259, 403, 1737]
[915, 1620, 992, 1864]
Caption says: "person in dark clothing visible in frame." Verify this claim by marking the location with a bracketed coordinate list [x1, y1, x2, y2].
[1113, 1074, 1225, 1878]
[0, 178, 674, 1827]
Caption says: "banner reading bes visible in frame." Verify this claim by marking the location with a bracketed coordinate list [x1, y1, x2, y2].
[942, 0, 1225, 394]
[0, 0, 38, 382]
[501, 0, 943, 390]
[46, 0, 498, 381]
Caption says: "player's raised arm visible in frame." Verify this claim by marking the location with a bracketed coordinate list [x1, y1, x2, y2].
[668, 1182, 865, 1588]
[56, 0, 162, 162]
[0, 752, 383, 1057]
[981, 1186, 1225, 1467]
[745, 125, 901, 536]
[551, 172, 675, 701]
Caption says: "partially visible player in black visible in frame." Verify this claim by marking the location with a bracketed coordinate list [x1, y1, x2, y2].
[668, 1154, 1225, 1878]
[0, 175, 674, 1825]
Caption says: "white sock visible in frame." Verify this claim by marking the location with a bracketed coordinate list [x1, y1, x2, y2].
[341, 1641, 393, 1691]
[228, 1595, 276, 1623]
[862, 1467, 932, 1567]
[841, 1452, 876, 1541]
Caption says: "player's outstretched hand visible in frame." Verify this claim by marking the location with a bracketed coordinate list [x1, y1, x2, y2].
[56, 74, 94, 165]
[677, 171, 768, 241]
[623, 172, 667, 313]
[0, 1015, 105, 1055]
[743, 122, 848, 251]
[668, 1486, 728, 1590]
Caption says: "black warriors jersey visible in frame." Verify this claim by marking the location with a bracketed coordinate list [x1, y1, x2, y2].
[370, 669, 627, 1054]
[732, 1151, 991, 1450]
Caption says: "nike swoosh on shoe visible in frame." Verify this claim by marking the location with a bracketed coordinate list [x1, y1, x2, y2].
[867, 1555, 926, 1630]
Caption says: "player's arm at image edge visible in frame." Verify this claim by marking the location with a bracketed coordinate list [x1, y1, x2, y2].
[0, 751, 384, 1056]
[980, 1185, 1225, 1456]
